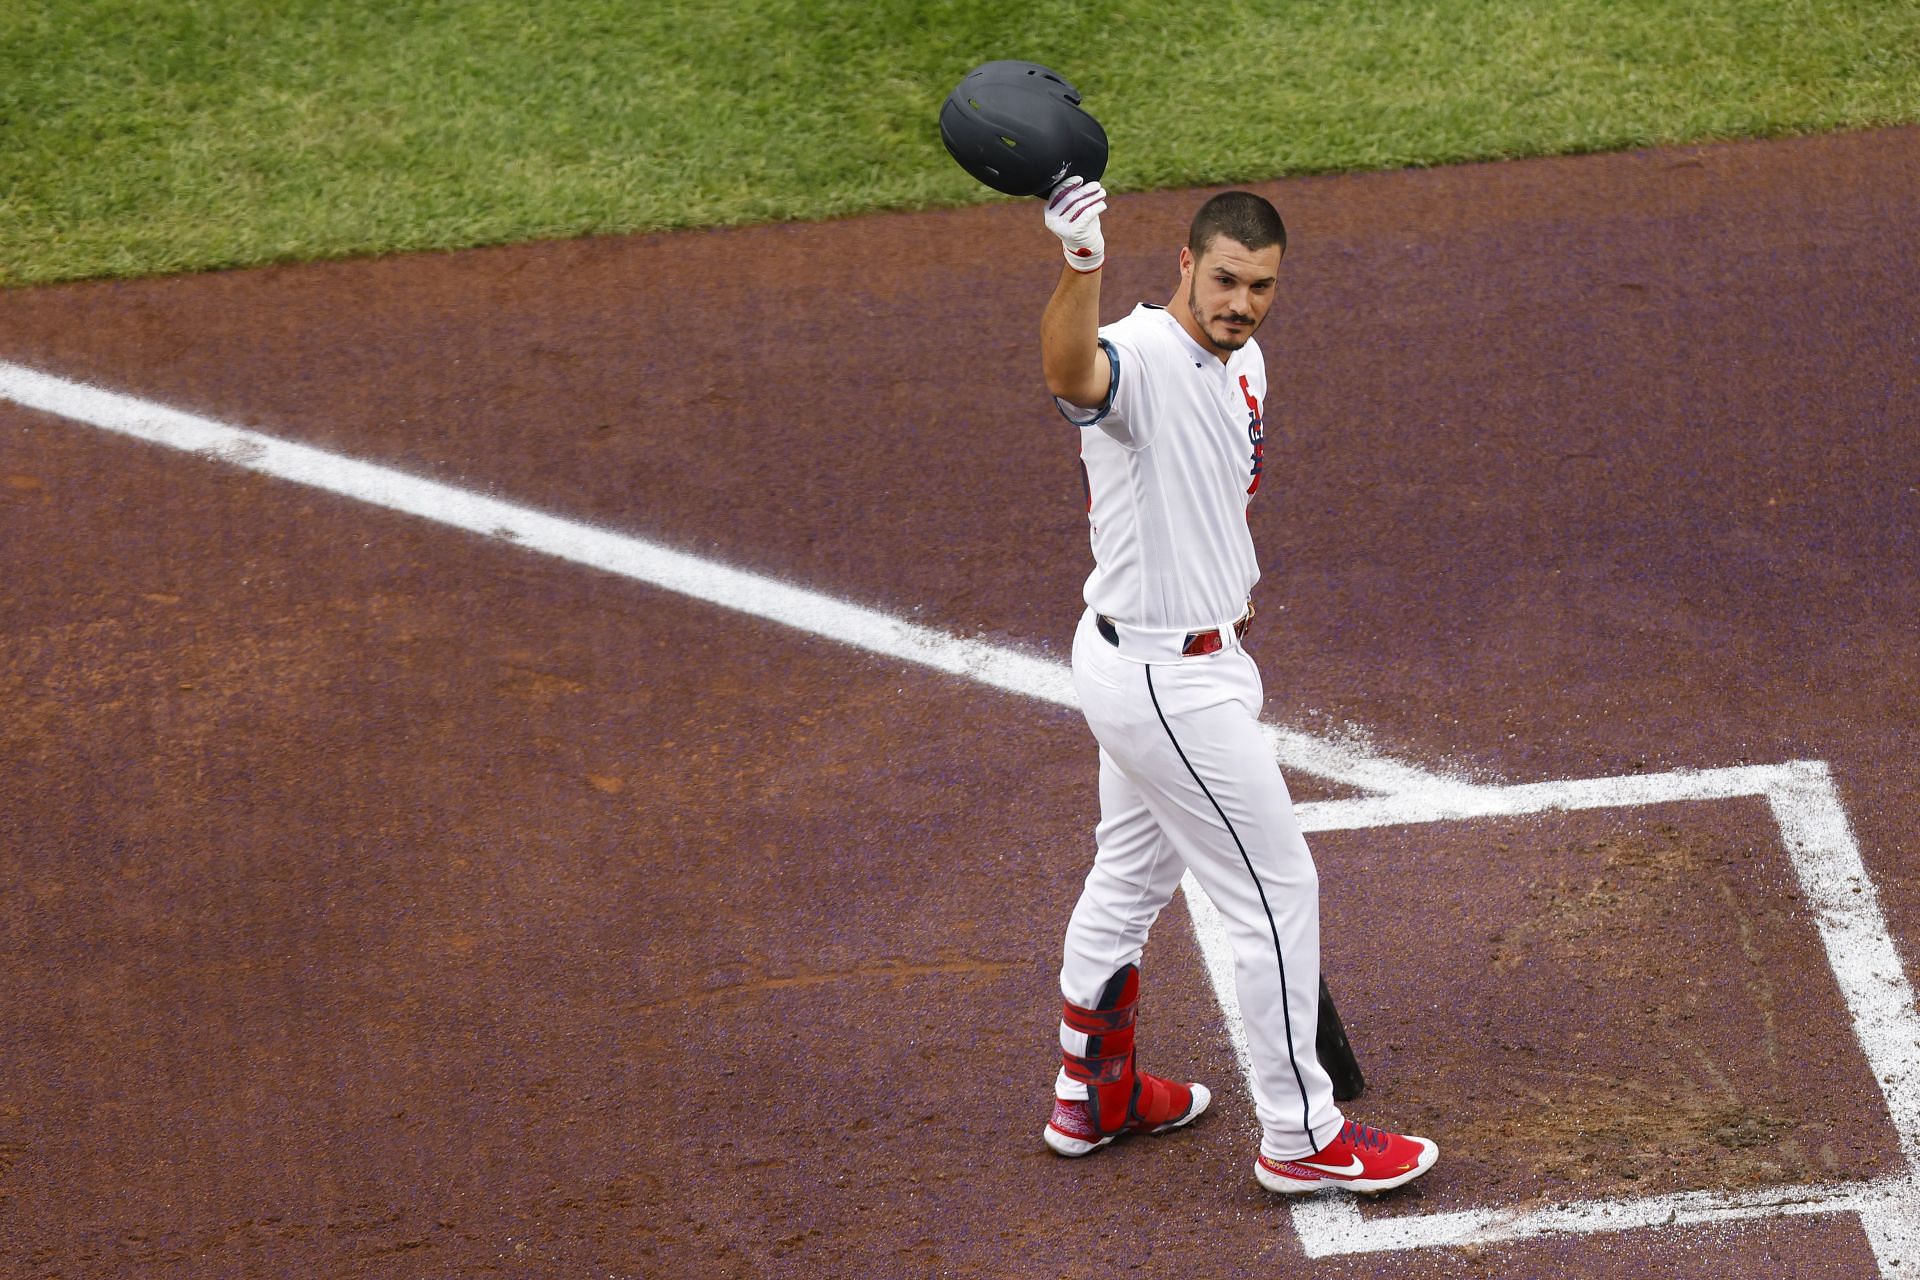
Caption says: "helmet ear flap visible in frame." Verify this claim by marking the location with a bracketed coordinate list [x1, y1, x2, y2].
[940, 60, 1109, 197]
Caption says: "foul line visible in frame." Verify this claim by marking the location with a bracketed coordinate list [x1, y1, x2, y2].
[0, 358, 1470, 799]
[7, 359, 1916, 1271]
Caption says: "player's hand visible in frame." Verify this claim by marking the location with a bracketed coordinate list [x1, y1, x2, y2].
[1045, 177, 1107, 272]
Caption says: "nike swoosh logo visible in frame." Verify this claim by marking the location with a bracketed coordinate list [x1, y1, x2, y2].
[1298, 1155, 1366, 1176]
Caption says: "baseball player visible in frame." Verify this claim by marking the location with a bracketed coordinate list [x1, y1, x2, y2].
[1037, 176, 1438, 1195]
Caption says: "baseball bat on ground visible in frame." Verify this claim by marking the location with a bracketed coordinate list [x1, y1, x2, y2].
[1317, 976, 1366, 1101]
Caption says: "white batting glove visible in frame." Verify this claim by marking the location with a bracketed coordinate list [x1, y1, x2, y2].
[1045, 177, 1107, 272]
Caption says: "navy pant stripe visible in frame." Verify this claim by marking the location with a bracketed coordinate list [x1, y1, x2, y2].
[1145, 664, 1314, 1139]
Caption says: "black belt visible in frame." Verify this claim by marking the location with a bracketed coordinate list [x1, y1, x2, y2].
[1097, 604, 1254, 657]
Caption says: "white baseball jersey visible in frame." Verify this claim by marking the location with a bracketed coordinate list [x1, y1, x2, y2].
[1056, 303, 1268, 655]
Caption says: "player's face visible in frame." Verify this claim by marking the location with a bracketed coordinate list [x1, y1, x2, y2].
[1181, 237, 1283, 355]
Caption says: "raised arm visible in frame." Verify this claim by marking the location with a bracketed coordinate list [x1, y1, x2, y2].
[1040, 179, 1113, 410]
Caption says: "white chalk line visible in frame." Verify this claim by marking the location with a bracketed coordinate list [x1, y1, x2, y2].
[1285, 1175, 1919, 1256]
[5, 358, 1916, 1269]
[0, 358, 1469, 799]
[1188, 758, 1919, 1271]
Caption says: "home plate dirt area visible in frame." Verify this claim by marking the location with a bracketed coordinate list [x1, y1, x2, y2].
[1, 126, 1917, 1278]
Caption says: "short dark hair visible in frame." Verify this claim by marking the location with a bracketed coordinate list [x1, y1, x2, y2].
[1188, 191, 1287, 261]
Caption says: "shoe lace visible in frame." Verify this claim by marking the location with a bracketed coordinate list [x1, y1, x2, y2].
[1341, 1119, 1392, 1154]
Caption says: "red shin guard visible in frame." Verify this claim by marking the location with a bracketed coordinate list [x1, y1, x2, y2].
[1060, 965, 1195, 1136]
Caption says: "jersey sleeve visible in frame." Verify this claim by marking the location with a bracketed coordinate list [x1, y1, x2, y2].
[1052, 337, 1119, 426]
[1052, 331, 1146, 444]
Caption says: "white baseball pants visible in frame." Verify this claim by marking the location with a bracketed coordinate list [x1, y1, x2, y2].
[1058, 607, 1344, 1161]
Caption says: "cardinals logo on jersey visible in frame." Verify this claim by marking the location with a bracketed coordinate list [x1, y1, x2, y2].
[1239, 374, 1264, 496]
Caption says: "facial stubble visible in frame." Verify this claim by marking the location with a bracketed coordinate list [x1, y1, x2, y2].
[1187, 274, 1258, 353]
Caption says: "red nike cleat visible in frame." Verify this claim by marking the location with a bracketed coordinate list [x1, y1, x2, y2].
[1044, 1075, 1211, 1157]
[1255, 1118, 1438, 1195]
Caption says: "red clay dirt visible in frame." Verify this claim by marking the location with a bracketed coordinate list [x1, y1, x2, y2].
[1, 126, 1916, 1277]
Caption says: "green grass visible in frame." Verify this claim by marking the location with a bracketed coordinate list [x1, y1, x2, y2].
[3, 0, 1917, 284]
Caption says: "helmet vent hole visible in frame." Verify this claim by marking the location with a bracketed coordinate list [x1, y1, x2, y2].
[968, 97, 982, 110]
[999, 135, 1018, 148]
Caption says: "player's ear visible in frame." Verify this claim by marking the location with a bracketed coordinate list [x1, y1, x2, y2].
[1178, 245, 1194, 278]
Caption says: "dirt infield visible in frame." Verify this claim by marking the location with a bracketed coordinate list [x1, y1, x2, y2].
[2, 125, 1917, 1277]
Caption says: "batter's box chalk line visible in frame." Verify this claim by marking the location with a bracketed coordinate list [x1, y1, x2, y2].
[5, 359, 1918, 1273]
[1190, 760, 1920, 1270]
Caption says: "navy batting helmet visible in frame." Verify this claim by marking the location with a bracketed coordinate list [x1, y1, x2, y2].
[939, 60, 1108, 198]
